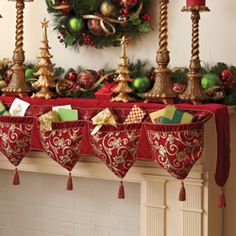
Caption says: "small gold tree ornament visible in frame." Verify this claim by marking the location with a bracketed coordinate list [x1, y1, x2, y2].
[31, 18, 56, 99]
[111, 36, 133, 103]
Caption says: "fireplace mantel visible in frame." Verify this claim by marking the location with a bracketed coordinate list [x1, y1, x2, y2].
[0, 102, 234, 236]
[0, 116, 226, 236]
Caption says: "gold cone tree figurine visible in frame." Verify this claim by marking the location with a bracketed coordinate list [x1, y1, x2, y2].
[31, 18, 55, 99]
[111, 36, 133, 103]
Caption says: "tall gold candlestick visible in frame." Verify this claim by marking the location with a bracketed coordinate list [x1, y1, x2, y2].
[145, 0, 176, 104]
[2, 0, 33, 97]
[179, 5, 210, 104]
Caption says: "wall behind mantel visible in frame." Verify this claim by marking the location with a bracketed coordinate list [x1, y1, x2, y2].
[0, 0, 236, 70]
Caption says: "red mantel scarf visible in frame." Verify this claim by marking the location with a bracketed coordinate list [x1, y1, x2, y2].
[0, 97, 231, 205]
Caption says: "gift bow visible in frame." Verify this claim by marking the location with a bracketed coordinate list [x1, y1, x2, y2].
[91, 108, 117, 135]
[39, 111, 59, 132]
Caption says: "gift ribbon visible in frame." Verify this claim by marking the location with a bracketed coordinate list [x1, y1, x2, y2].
[82, 15, 116, 35]
[39, 111, 60, 131]
[91, 108, 117, 135]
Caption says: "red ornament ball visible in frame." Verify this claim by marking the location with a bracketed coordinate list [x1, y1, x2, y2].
[77, 70, 96, 89]
[220, 69, 235, 88]
[220, 69, 233, 82]
[82, 33, 95, 47]
[173, 83, 186, 94]
[66, 72, 78, 82]
[61, 0, 71, 13]
[87, 19, 104, 36]
[119, 0, 138, 9]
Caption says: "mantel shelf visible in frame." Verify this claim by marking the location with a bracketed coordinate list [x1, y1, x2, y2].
[0, 152, 204, 184]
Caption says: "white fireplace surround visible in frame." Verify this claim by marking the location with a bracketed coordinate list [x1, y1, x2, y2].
[0, 110, 235, 236]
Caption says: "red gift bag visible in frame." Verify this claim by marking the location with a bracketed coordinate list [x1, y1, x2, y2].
[142, 112, 212, 201]
[0, 116, 34, 185]
[40, 120, 86, 190]
[88, 122, 142, 198]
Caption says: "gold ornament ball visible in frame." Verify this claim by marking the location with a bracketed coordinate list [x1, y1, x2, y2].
[100, 1, 115, 17]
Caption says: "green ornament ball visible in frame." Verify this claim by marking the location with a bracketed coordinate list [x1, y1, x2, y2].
[201, 73, 222, 89]
[68, 17, 84, 34]
[132, 76, 151, 93]
[25, 68, 34, 80]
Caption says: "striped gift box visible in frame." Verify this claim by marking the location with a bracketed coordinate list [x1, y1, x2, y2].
[160, 105, 194, 124]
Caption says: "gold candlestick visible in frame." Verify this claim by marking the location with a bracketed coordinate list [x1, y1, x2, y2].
[145, 0, 176, 104]
[179, 6, 210, 104]
[2, 0, 33, 97]
[111, 36, 133, 103]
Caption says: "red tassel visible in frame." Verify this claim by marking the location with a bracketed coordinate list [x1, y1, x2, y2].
[12, 168, 20, 185]
[179, 181, 186, 201]
[66, 172, 73, 191]
[218, 189, 226, 208]
[118, 180, 125, 199]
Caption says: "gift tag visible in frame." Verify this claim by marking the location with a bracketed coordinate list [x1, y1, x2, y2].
[52, 105, 72, 112]
[9, 98, 30, 116]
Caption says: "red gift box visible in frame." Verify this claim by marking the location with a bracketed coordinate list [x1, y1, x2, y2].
[95, 82, 117, 100]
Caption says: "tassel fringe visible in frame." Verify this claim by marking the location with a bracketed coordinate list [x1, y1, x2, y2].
[12, 168, 20, 185]
[118, 180, 125, 199]
[179, 181, 186, 201]
[67, 172, 73, 191]
[218, 189, 226, 208]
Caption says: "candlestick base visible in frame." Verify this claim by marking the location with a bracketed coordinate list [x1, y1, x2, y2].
[145, 67, 175, 104]
[2, 64, 30, 97]
[179, 71, 208, 105]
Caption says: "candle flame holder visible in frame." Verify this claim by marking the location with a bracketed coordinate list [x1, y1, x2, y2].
[179, 5, 210, 104]
[2, 0, 33, 97]
[144, 0, 176, 104]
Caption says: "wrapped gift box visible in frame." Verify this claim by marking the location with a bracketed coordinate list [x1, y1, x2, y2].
[124, 105, 146, 124]
[0, 100, 10, 116]
[95, 82, 117, 100]
[160, 105, 194, 124]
